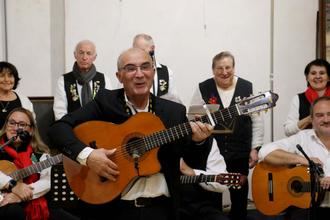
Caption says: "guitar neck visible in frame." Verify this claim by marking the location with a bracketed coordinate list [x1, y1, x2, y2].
[180, 174, 217, 184]
[144, 105, 240, 151]
[203, 104, 240, 125]
[10, 154, 63, 181]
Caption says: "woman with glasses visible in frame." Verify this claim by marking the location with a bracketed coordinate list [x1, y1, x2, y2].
[0, 107, 79, 220]
[0, 62, 34, 129]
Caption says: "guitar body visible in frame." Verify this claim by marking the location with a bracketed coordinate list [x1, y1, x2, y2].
[252, 162, 312, 216]
[64, 112, 164, 204]
[0, 160, 17, 175]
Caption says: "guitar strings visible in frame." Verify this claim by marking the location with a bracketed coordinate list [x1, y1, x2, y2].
[112, 95, 268, 159]
[105, 105, 239, 160]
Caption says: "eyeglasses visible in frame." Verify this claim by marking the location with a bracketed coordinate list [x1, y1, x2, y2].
[120, 63, 153, 74]
[7, 120, 31, 129]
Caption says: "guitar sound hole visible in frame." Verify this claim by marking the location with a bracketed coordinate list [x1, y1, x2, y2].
[291, 180, 303, 193]
[126, 137, 145, 159]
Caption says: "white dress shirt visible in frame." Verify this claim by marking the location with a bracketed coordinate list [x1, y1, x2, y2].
[0, 172, 11, 190]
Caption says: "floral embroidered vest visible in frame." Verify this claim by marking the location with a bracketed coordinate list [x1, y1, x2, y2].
[156, 64, 169, 96]
[63, 72, 106, 113]
[198, 77, 253, 160]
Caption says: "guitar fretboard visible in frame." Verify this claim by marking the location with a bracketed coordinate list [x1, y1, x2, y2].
[143, 105, 240, 151]
[180, 174, 218, 184]
[10, 154, 63, 181]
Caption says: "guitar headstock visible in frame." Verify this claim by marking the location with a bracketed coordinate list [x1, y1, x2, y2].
[216, 173, 246, 189]
[237, 91, 278, 116]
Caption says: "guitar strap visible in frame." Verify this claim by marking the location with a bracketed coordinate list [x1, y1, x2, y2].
[124, 94, 154, 115]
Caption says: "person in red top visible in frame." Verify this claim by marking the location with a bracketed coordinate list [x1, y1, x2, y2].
[0, 107, 78, 220]
[284, 59, 330, 136]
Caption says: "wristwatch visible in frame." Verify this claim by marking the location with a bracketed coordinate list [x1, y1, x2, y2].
[7, 179, 17, 192]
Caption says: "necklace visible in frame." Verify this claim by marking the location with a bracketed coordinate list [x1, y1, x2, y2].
[0, 101, 10, 113]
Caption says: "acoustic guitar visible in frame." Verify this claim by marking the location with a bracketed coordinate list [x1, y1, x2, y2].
[252, 162, 325, 216]
[64, 91, 278, 204]
[0, 154, 63, 203]
[180, 172, 246, 189]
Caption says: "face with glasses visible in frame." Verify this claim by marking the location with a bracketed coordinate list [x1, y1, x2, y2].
[116, 48, 155, 99]
[6, 111, 32, 143]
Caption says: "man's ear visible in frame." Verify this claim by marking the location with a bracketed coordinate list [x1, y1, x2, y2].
[116, 72, 122, 83]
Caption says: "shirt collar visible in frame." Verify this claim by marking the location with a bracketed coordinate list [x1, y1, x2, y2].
[124, 93, 149, 114]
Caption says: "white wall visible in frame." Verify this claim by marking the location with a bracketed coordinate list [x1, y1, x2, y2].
[5, 0, 52, 96]
[65, 0, 271, 102]
[273, 0, 318, 139]
[0, 0, 6, 60]
[2, 0, 319, 142]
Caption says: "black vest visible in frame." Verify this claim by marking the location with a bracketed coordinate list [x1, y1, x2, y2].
[156, 64, 169, 96]
[199, 77, 252, 160]
[63, 72, 106, 113]
[298, 92, 312, 129]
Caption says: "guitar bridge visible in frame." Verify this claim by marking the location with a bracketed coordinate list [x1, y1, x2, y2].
[268, 173, 273, 201]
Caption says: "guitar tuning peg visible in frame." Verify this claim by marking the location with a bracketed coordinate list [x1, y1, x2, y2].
[235, 96, 242, 103]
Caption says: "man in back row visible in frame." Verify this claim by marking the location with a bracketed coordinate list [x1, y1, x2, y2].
[53, 39, 112, 120]
[133, 33, 182, 104]
[190, 51, 264, 220]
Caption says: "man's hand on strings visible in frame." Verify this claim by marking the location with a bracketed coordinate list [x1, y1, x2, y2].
[87, 148, 119, 181]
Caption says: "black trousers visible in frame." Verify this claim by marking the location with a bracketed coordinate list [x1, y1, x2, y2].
[283, 207, 330, 220]
[79, 196, 171, 220]
[0, 203, 25, 220]
[0, 203, 79, 220]
[179, 200, 229, 220]
[225, 157, 249, 220]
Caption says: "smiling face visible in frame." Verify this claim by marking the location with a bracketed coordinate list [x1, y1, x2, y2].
[212, 56, 235, 89]
[0, 69, 15, 92]
[306, 65, 329, 92]
[116, 48, 155, 103]
[312, 98, 330, 138]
